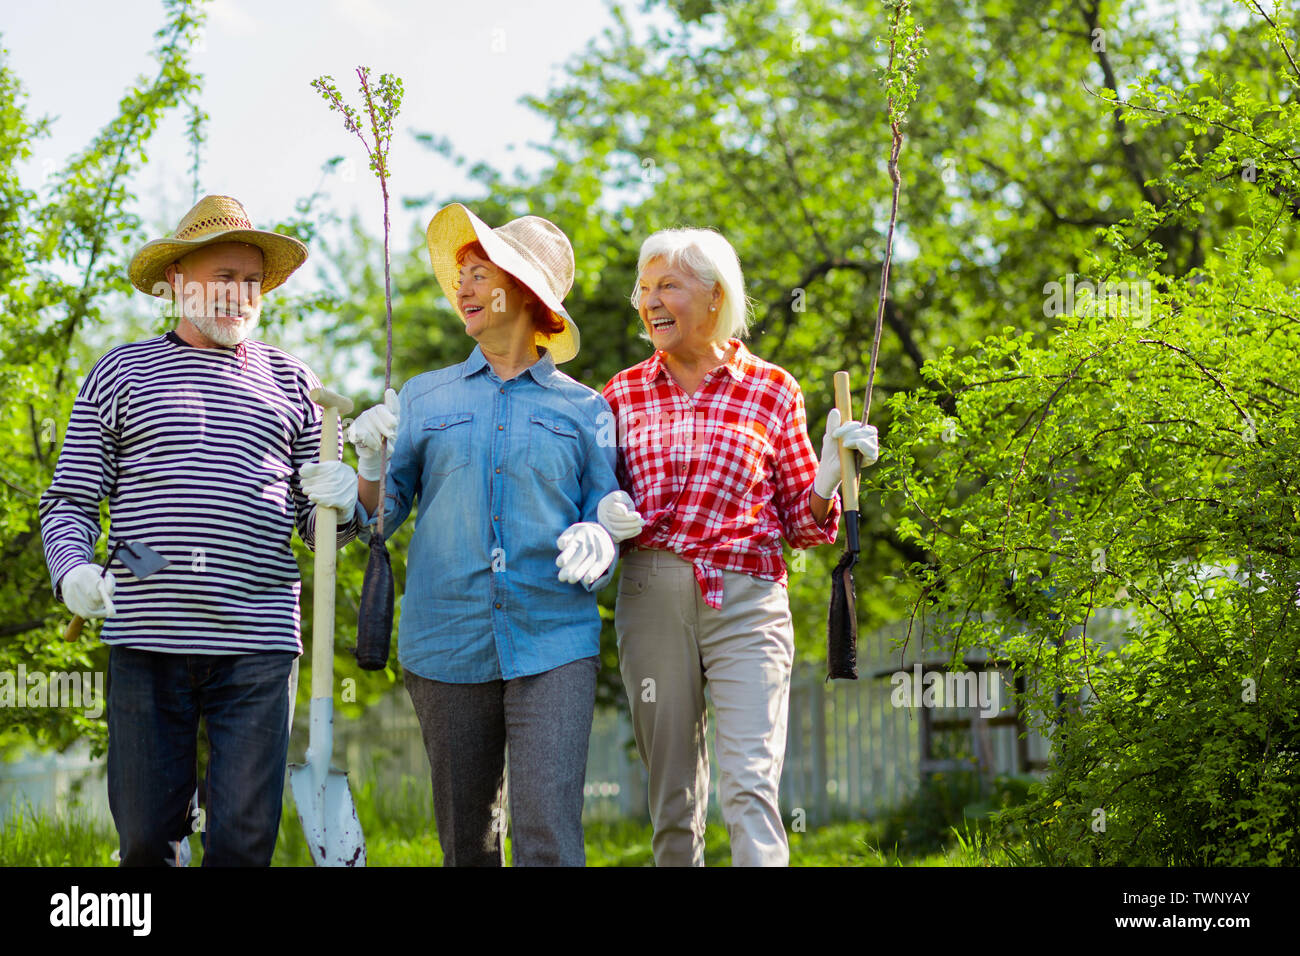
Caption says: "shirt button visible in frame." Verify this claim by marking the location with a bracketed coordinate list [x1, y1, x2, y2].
[494, 602, 501, 609]
[499, 387, 505, 394]
[495, 467, 501, 474]
[498, 425, 504, 431]
[493, 515, 499, 521]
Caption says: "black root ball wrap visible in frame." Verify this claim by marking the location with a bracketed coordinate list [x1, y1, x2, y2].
[827, 511, 860, 681]
[355, 535, 394, 670]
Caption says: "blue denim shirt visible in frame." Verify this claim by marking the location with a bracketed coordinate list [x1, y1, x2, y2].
[369, 346, 619, 683]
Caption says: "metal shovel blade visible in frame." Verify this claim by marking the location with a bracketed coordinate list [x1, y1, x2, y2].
[289, 693, 365, 867]
[115, 540, 170, 579]
[288, 762, 366, 867]
[64, 539, 171, 642]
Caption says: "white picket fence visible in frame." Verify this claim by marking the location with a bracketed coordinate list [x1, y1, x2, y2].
[0, 740, 111, 825]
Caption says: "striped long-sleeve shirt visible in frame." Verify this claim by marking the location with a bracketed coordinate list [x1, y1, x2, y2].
[38, 332, 360, 654]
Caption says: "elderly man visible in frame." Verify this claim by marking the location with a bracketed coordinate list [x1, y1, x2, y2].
[38, 195, 361, 866]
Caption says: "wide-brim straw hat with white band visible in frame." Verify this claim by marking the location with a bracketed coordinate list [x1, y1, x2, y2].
[426, 203, 580, 364]
[128, 195, 308, 296]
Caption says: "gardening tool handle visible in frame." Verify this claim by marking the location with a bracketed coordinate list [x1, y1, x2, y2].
[834, 371, 860, 514]
[309, 387, 352, 704]
[63, 549, 117, 642]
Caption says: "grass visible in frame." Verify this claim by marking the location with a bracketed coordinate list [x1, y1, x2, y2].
[1, 773, 1033, 866]
[0, 801, 119, 867]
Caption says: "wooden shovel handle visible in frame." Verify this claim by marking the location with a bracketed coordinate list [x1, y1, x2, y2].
[64, 615, 86, 642]
[308, 387, 349, 704]
[834, 371, 859, 514]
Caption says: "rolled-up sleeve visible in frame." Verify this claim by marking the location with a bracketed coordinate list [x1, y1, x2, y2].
[771, 385, 840, 549]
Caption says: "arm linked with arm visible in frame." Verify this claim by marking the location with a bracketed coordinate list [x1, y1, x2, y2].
[577, 395, 621, 592]
[772, 382, 841, 549]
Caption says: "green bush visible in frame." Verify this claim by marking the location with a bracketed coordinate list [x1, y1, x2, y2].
[881, 62, 1300, 866]
[992, 598, 1300, 865]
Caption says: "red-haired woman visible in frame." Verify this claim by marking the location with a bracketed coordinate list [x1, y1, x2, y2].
[349, 204, 623, 866]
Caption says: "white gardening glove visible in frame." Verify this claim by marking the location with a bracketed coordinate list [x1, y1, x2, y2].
[556, 522, 616, 587]
[300, 460, 359, 514]
[347, 388, 399, 481]
[597, 490, 644, 543]
[813, 408, 880, 499]
[61, 562, 116, 619]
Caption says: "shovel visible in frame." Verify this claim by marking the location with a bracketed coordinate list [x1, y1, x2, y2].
[63, 540, 169, 641]
[827, 371, 861, 680]
[289, 386, 366, 867]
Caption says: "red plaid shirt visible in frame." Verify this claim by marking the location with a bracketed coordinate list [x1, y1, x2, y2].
[603, 340, 840, 608]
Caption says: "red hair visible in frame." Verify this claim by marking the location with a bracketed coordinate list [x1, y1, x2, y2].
[455, 240, 565, 336]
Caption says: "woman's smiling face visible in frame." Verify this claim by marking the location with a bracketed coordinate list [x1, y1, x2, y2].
[636, 257, 721, 356]
[456, 250, 529, 340]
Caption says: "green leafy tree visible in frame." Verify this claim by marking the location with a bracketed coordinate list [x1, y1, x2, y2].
[321, 0, 1272, 702]
[878, 3, 1300, 863]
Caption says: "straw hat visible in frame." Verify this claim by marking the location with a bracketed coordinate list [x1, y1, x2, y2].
[426, 203, 580, 363]
[128, 195, 308, 296]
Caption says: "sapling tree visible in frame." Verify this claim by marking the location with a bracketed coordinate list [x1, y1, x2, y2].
[311, 67, 404, 672]
[311, 66, 404, 512]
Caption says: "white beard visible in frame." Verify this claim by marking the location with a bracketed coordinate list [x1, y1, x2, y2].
[188, 304, 261, 348]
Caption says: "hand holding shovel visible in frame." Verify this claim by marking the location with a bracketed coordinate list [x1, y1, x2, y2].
[827, 372, 865, 680]
[289, 386, 366, 867]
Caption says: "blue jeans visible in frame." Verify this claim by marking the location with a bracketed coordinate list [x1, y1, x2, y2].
[106, 646, 296, 866]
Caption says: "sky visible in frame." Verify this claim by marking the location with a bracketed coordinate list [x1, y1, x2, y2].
[1, 0, 642, 387]
[1, 0, 626, 247]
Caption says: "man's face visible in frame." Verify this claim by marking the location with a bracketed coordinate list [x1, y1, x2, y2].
[165, 242, 265, 348]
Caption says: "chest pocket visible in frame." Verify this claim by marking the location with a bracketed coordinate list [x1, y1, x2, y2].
[528, 415, 582, 482]
[421, 412, 474, 477]
[706, 417, 773, 496]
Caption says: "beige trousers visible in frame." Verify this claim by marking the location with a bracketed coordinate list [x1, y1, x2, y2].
[615, 548, 795, 867]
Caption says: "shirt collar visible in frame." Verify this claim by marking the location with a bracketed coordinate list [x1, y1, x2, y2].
[640, 339, 751, 385]
[525, 347, 559, 386]
[462, 343, 559, 387]
[462, 345, 490, 378]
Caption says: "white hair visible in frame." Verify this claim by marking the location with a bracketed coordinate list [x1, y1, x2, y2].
[630, 228, 751, 343]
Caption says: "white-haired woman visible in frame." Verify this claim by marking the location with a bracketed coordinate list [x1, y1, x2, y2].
[599, 228, 879, 866]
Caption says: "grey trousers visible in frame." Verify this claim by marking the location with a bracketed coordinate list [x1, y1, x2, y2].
[403, 656, 598, 867]
[615, 549, 795, 867]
